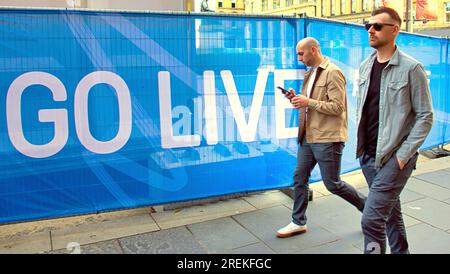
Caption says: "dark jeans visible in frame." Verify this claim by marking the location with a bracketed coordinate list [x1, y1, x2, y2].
[292, 139, 367, 226]
[359, 152, 418, 254]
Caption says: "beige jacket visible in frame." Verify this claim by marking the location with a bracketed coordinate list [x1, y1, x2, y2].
[298, 58, 348, 144]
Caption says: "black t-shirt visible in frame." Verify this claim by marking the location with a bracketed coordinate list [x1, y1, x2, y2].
[361, 58, 389, 156]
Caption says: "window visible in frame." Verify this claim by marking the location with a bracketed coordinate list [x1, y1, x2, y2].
[374, 0, 382, 8]
[218, 1, 223, 8]
[273, 0, 280, 9]
[446, 2, 450, 23]
[351, 0, 356, 13]
[340, 0, 345, 15]
[322, 0, 325, 16]
[362, 0, 368, 11]
[331, 0, 335, 16]
[286, 0, 293, 7]
[262, 0, 268, 11]
[232, 0, 236, 8]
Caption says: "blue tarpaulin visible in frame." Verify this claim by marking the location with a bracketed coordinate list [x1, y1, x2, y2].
[0, 9, 448, 224]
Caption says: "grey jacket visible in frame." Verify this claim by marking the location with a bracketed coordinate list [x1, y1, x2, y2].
[356, 47, 434, 168]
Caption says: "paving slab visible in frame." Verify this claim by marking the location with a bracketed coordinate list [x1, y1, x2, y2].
[412, 156, 450, 176]
[49, 239, 123, 254]
[0, 207, 152, 239]
[298, 240, 361, 254]
[227, 243, 275, 254]
[307, 202, 362, 238]
[402, 214, 422, 228]
[0, 207, 155, 254]
[404, 177, 450, 201]
[306, 194, 361, 217]
[119, 226, 206, 254]
[352, 240, 365, 253]
[399, 188, 427, 204]
[309, 182, 333, 196]
[187, 217, 260, 254]
[341, 172, 369, 189]
[414, 170, 450, 190]
[51, 213, 159, 250]
[310, 189, 325, 199]
[309, 171, 369, 196]
[407, 223, 450, 254]
[243, 191, 294, 210]
[232, 206, 340, 254]
[151, 198, 256, 230]
[0, 231, 51, 254]
[416, 154, 432, 164]
[403, 198, 450, 231]
[282, 200, 294, 210]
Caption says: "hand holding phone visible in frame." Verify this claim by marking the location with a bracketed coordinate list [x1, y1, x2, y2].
[277, 86, 295, 100]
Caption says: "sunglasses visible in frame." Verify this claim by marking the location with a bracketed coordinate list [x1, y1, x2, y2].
[365, 23, 396, 31]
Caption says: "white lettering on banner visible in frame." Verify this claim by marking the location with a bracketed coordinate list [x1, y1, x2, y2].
[6, 72, 68, 158]
[5, 69, 307, 157]
[221, 69, 268, 142]
[203, 70, 218, 145]
[158, 71, 201, 149]
[75, 71, 132, 154]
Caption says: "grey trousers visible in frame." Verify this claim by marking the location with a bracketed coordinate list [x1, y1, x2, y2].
[360, 152, 418, 254]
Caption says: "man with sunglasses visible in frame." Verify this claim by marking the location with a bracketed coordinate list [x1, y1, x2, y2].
[357, 7, 433, 254]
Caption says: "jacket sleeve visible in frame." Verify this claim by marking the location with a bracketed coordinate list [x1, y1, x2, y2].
[396, 64, 434, 164]
[307, 69, 346, 116]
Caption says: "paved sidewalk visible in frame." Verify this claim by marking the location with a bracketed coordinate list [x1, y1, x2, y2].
[1, 154, 450, 254]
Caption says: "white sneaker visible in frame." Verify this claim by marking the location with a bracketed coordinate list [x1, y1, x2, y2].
[276, 222, 307, 238]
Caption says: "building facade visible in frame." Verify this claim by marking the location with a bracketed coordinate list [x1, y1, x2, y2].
[0, 0, 448, 34]
[216, 0, 246, 13]
[245, 1, 450, 33]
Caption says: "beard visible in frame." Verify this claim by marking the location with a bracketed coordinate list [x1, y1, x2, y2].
[369, 36, 388, 49]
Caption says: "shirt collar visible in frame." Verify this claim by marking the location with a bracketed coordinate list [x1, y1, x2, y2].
[369, 45, 400, 66]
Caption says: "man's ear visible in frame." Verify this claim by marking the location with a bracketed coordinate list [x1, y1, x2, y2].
[394, 25, 400, 33]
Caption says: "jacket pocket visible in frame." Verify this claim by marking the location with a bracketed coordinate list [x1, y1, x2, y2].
[313, 80, 327, 100]
[387, 81, 409, 106]
[315, 80, 327, 87]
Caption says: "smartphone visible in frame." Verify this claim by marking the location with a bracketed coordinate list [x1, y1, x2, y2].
[277, 86, 293, 96]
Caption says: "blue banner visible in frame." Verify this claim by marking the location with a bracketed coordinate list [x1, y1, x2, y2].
[0, 9, 448, 224]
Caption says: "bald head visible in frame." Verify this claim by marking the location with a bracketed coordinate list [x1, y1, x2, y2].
[296, 37, 324, 67]
[297, 37, 321, 52]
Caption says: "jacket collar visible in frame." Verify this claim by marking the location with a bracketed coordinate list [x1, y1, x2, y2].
[388, 46, 400, 66]
[318, 57, 330, 69]
[305, 57, 328, 77]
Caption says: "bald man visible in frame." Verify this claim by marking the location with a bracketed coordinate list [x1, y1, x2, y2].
[277, 38, 367, 238]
